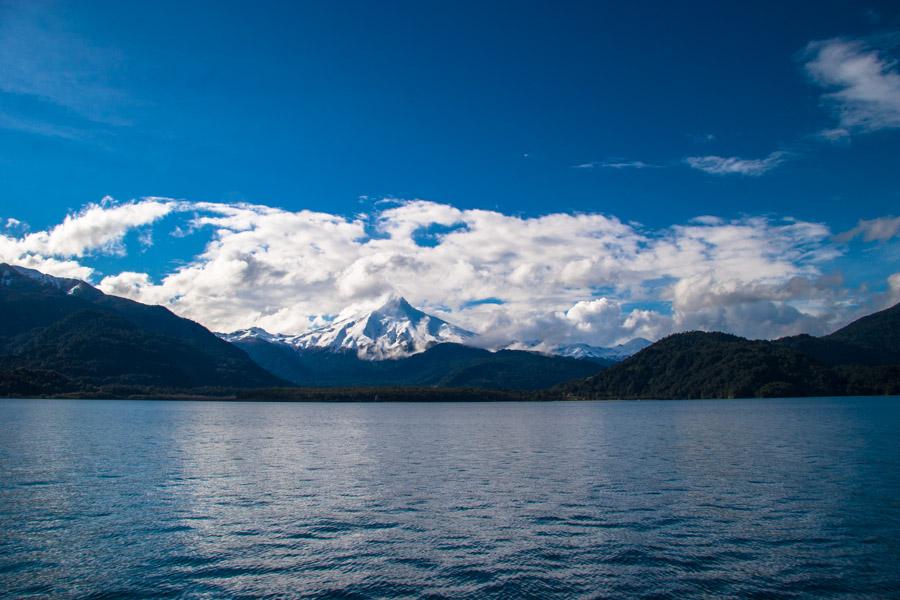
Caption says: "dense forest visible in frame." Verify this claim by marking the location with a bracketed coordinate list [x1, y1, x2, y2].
[557, 303, 900, 400]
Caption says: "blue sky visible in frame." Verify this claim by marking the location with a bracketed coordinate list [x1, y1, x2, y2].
[1, 0, 899, 344]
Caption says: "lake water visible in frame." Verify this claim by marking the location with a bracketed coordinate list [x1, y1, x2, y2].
[1, 397, 899, 598]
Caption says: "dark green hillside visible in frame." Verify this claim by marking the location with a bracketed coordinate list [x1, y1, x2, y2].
[558, 303, 900, 400]
[773, 334, 890, 366]
[825, 302, 900, 357]
[0, 264, 282, 388]
[771, 303, 900, 366]
[559, 332, 838, 400]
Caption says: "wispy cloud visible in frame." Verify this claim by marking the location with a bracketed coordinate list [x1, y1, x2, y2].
[0, 2, 131, 138]
[688, 133, 716, 144]
[0, 112, 87, 141]
[573, 160, 659, 170]
[803, 36, 900, 135]
[685, 151, 789, 176]
[836, 216, 900, 242]
[816, 127, 851, 142]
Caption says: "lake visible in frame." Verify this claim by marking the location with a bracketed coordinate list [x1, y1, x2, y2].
[1, 397, 899, 598]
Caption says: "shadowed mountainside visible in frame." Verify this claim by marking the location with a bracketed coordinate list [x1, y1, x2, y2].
[231, 338, 608, 390]
[557, 303, 900, 400]
[0, 264, 283, 390]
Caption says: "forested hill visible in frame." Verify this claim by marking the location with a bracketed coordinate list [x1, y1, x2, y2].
[824, 301, 900, 358]
[0, 264, 283, 393]
[557, 303, 900, 400]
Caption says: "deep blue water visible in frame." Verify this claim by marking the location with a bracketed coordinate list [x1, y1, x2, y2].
[1, 397, 899, 599]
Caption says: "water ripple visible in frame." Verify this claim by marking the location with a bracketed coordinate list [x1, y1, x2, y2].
[1, 397, 899, 598]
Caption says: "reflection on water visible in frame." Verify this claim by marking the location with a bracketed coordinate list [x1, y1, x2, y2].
[1, 398, 899, 597]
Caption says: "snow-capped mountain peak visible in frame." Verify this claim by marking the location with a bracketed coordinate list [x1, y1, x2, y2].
[288, 295, 476, 360]
[218, 296, 477, 360]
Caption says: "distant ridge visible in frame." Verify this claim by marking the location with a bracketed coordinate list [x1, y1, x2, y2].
[223, 338, 605, 390]
[550, 338, 651, 362]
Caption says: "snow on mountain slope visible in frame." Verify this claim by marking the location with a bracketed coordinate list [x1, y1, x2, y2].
[218, 296, 477, 360]
[1, 264, 103, 299]
[553, 338, 652, 361]
[505, 338, 652, 361]
[287, 296, 475, 360]
[4, 265, 80, 292]
[217, 327, 290, 346]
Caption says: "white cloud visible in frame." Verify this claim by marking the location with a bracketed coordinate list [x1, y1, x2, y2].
[889, 273, 900, 299]
[1, 197, 865, 345]
[836, 216, 900, 242]
[668, 273, 846, 338]
[817, 127, 851, 142]
[21, 198, 173, 257]
[602, 160, 658, 169]
[804, 37, 900, 134]
[573, 160, 658, 170]
[0, 198, 173, 279]
[97, 271, 156, 299]
[685, 151, 788, 176]
[4, 218, 26, 231]
[890, 273, 900, 289]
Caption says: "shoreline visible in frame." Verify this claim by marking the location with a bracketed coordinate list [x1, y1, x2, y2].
[2, 391, 898, 402]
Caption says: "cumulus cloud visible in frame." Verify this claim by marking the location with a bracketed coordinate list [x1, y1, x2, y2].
[668, 273, 846, 338]
[0, 198, 173, 278]
[685, 151, 788, 176]
[23, 198, 173, 257]
[1, 197, 864, 345]
[836, 216, 900, 242]
[804, 37, 900, 134]
[474, 297, 673, 350]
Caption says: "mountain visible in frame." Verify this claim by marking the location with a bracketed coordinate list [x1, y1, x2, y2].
[824, 302, 900, 359]
[222, 296, 477, 360]
[225, 337, 605, 390]
[221, 297, 649, 368]
[552, 338, 651, 362]
[557, 303, 900, 400]
[0, 264, 283, 393]
[559, 331, 839, 400]
[770, 304, 900, 367]
[218, 296, 611, 389]
[219, 326, 287, 345]
[9, 262, 897, 399]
